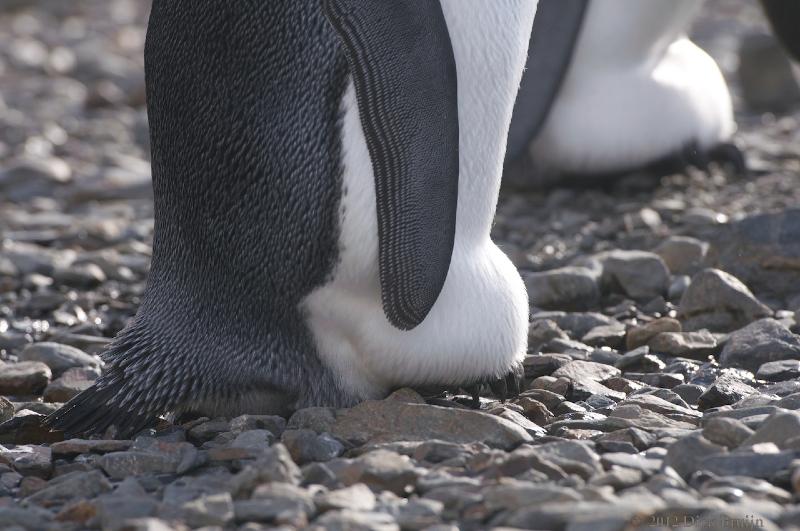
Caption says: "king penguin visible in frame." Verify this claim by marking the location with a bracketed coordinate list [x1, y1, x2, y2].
[47, 0, 538, 437]
[507, 0, 800, 182]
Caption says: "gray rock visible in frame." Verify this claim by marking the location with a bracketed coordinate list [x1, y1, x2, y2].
[233, 482, 315, 523]
[18, 342, 99, 377]
[0, 444, 52, 478]
[757, 360, 800, 382]
[0, 361, 51, 395]
[596, 250, 671, 300]
[526, 441, 602, 478]
[741, 411, 800, 449]
[552, 361, 625, 402]
[332, 450, 421, 496]
[331, 390, 531, 449]
[527, 319, 569, 353]
[230, 429, 274, 452]
[625, 318, 682, 351]
[315, 483, 376, 512]
[663, 433, 726, 478]
[679, 269, 772, 332]
[615, 347, 666, 373]
[672, 383, 706, 406]
[698, 375, 759, 410]
[720, 319, 800, 372]
[738, 33, 800, 111]
[230, 444, 302, 496]
[187, 418, 231, 443]
[282, 429, 344, 465]
[483, 480, 582, 512]
[702, 449, 799, 479]
[95, 493, 160, 530]
[523, 353, 572, 379]
[181, 492, 234, 528]
[668, 275, 692, 301]
[539, 312, 619, 338]
[647, 331, 718, 360]
[51, 438, 132, 457]
[52, 262, 107, 288]
[0, 507, 52, 530]
[42, 367, 97, 402]
[311, 510, 399, 531]
[582, 323, 626, 349]
[705, 209, 800, 304]
[702, 417, 755, 448]
[654, 236, 709, 276]
[26, 470, 111, 505]
[525, 266, 600, 310]
[229, 414, 286, 437]
[98, 439, 198, 480]
[287, 407, 337, 434]
[395, 498, 444, 530]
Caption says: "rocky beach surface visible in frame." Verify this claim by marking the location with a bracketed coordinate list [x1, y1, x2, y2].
[2, 0, 800, 529]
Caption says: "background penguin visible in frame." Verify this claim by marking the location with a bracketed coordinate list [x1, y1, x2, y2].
[507, 0, 800, 184]
[47, 0, 538, 437]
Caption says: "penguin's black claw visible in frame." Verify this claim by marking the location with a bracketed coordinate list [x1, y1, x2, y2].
[708, 142, 748, 177]
[681, 140, 711, 172]
[489, 363, 525, 401]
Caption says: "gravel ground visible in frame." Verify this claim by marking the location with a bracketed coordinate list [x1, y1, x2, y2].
[2, 1, 800, 530]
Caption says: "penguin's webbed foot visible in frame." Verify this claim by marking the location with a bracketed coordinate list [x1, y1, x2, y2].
[462, 363, 525, 407]
[680, 141, 748, 177]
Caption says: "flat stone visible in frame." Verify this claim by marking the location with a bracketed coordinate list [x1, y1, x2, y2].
[18, 342, 100, 378]
[395, 498, 444, 530]
[698, 375, 759, 411]
[483, 479, 582, 512]
[741, 411, 800, 449]
[678, 269, 772, 332]
[615, 347, 665, 373]
[187, 418, 231, 443]
[757, 360, 800, 382]
[98, 439, 198, 480]
[595, 250, 670, 300]
[26, 470, 111, 507]
[0, 361, 51, 395]
[626, 318, 682, 351]
[702, 449, 799, 479]
[654, 236, 709, 276]
[523, 353, 572, 379]
[94, 494, 159, 530]
[51, 438, 132, 457]
[311, 509, 399, 531]
[663, 433, 727, 478]
[333, 450, 421, 496]
[527, 320, 569, 353]
[525, 266, 601, 311]
[282, 429, 344, 465]
[719, 319, 800, 372]
[229, 414, 286, 437]
[315, 483, 376, 512]
[0, 443, 52, 480]
[42, 367, 97, 402]
[625, 372, 685, 389]
[331, 390, 531, 450]
[672, 384, 706, 406]
[582, 323, 626, 349]
[181, 492, 234, 528]
[229, 444, 302, 496]
[647, 331, 718, 360]
[538, 312, 619, 338]
[608, 405, 696, 431]
[0, 507, 53, 530]
[702, 417, 755, 448]
[287, 407, 337, 434]
[525, 441, 602, 478]
[619, 394, 701, 424]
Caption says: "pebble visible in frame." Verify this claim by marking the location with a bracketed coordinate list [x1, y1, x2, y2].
[0, 361, 52, 395]
[18, 342, 100, 377]
[42, 367, 97, 402]
[679, 269, 772, 332]
[524, 266, 601, 311]
[625, 317, 682, 350]
[654, 236, 710, 275]
[330, 390, 531, 450]
[647, 331, 718, 360]
[741, 411, 800, 449]
[282, 429, 344, 465]
[757, 360, 800, 382]
[702, 417, 755, 448]
[595, 250, 671, 301]
[719, 318, 800, 372]
[698, 375, 759, 410]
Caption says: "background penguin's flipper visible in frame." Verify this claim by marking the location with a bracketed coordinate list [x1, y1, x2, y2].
[506, 0, 590, 164]
[324, 0, 459, 331]
[759, 0, 800, 62]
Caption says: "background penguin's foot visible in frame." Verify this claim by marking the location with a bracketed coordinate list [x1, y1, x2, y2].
[652, 140, 748, 178]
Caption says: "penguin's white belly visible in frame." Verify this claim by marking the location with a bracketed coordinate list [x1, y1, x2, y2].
[302, 0, 536, 399]
[531, 0, 735, 175]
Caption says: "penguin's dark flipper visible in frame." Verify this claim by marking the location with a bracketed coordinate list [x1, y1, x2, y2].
[506, 0, 590, 164]
[324, 0, 459, 331]
[760, 0, 800, 62]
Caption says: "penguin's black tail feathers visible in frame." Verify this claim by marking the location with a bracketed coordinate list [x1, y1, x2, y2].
[44, 376, 156, 439]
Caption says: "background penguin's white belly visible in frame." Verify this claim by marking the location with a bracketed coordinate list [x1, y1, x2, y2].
[302, 0, 537, 399]
[532, 0, 735, 175]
